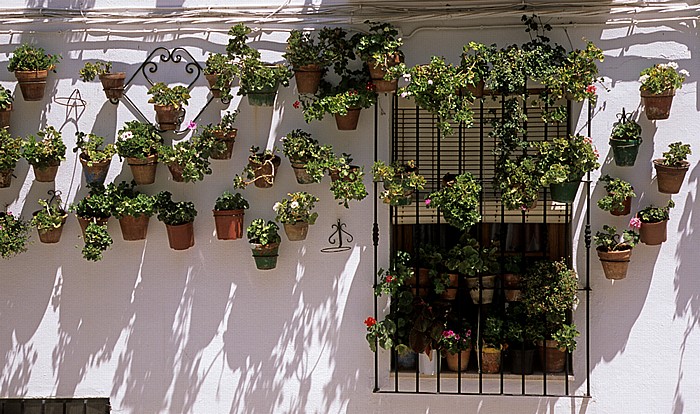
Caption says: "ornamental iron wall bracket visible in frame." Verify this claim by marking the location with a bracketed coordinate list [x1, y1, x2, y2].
[321, 219, 353, 253]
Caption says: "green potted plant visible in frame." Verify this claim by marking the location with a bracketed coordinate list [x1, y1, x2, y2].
[375, 250, 414, 297]
[594, 225, 639, 280]
[544, 41, 604, 102]
[459, 42, 495, 98]
[494, 155, 541, 211]
[479, 315, 505, 374]
[372, 160, 426, 206]
[639, 62, 688, 120]
[522, 259, 579, 373]
[213, 191, 249, 240]
[0, 87, 14, 129]
[281, 129, 325, 184]
[30, 197, 68, 244]
[247, 218, 282, 270]
[155, 191, 197, 250]
[0, 129, 24, 188]
[22, 126, 67, 182]
[504, 303, 537, 374]
[158, 132, 217, 183]
[274, 191, 319, 241]
[210, 111, 239, 160]
[233, 146, 282, 189]
[203, 53, 235, 99]
[609, 109, 642, 167]
[535, 134, 600, 203]
[73, 132, 116, 185]
[147, 82, 191, 130]
[0, 211, 30, 259]
[116, 121, 163, 185]
[635, 200, 674, 245]
[111, 181, 157, 241]
[425, 172, 481, 231]
[439, 327, 472, 372]
[7, 43, 61, 101]
[445, 237, 498, 304]
[81, 222, 113, 262]
[284, 30, 333, 94]
[597, 175, 635, 216]
[299, 74, 377, 130]
[69, 183, 113, 237]
[328, 160, 368, 208]
[653, 142, 691, 194]
[226, 23, 292, 106]
[351, 21, 404, 92]
[79, 61, 126, 100]
[503, 255, 524, 302]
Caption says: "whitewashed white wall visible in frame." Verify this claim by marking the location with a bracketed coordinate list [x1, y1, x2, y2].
[1, 4, 699, 413]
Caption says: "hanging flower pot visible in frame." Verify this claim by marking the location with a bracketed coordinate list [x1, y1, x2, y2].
[0, 168, 13, 188]
[99, 72, 126, 100]
[294, 64, 324, 95]
[367, 54, 402, 93]
[641, 89, 674, 120]
[165, 222, 195, 250]
[118, 214, 150, 241]
[283, 221, 309, 241]
[610, 194, 632, 216]
[166, 162, 185, 183]
[33, 161, 60, 183]
[444, 347, 471, 372]
[597, 248, 632, 280]
[654, 160, 689, 194]
[639, 220, 667, 245]
[250, 154, 281, 189]
[466, 275, 496, 304]
[247, 83, 279, 107]
[549, 179, 582, 203]
[334, 108, 362, 130]
[0, 104, 12, 129]
[127, 154, 158, 185]
[79, 155, 111, 185]
[509, 348, 535, 375]
[290, 161, 315, 184]
[537, 340, 567, 373]
[251, 242, 280, 270]
[76, 215, 110, 238]
[205, 74, 223, 98]
[15, 70, 48, 101]
[479, 347, 501, 374]
[609, 138, 641, 167]
[211, 130, 237, 160]
[34, 211, 67, 244]
[213, 209, 245, 240]
[440, 273, 459, 301]
[153, 104, 182, 131]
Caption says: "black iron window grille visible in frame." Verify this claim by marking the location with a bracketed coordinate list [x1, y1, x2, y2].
[371, 93, 592, 398]
[0, 398, 110, 414]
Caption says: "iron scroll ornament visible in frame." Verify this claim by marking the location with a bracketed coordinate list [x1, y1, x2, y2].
[321, 219, 354, 253]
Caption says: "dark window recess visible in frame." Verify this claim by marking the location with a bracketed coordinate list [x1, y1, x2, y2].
[0, 399, 110, 414]
[370, 94, 592, 397]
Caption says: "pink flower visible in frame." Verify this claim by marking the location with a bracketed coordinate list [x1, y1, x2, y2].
[186, 121, 197, 130]
[293, 100, 300, 109]
[583, 136, 593, 145]
[585, 85, 597, 94]
[425, 198, 431, 207]
[629, 217, 642, 229]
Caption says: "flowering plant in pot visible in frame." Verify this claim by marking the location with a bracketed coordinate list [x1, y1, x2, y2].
[69, 183, 113, 236]
[479, 315, 505, 374]
[0, 211, 30, 259]
[31, 197, 68, 244]
[653, 142, 691, 194]
[351, 21, 404, 92]
[73, 132, 116, 185]
[22, 126, 66, 183]
[7, 43, 61, 101]
[0, 129, 23, 188]
[274, 191, 319, 241]
[299, 73, 377, 130]
[328, 157, 368, 208]
[535, 134, 600, 203]
[635, 200, 674, 245]
[111, 181, 156, 241]
[594, 224, 639, 280]
[79, 61, 126, 100]
[158, 131, 218, 183]
[116, 121, 163, 185]
[609, 109, 642, 167]
[543, 41, 604, 103]
[81, 222, 113, 262]
[233, 146, 281, 189]
[494, 155, 541, 211]
[425, 172, 481, 231]
[281, 129, 326, 184]
[203, 53, 235, 99]
[375, 250, 414, 297]
[247, 219, 281, 270]
[639, 62, 688, 120]
[155, 191, 197, 250]
[147, 82, 191, 130]
[597, 175, 635, 216]
[372, 159, 425, 206]
[458, 42, 495, 98]
[439, 327, 472, 372]
[0, 87, 14, 129]
[503, 255, 524, 302]
[284, 30, 334, 94]
[210, 111, 239, 160]
[213, 191, 249, 240]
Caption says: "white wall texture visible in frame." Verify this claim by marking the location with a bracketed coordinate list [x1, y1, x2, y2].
[1, 2, 699, 413]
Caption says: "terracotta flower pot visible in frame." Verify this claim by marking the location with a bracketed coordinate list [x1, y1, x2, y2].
[440, 273, 459, 301]
[33, 161, 60, 182]
[466, 275, 496, 304]
[99, 72, 126, 100]
[444, 348, 471, 372]
[465, 80, 485, 99]
[79, 155, 111, 185]
[211, 129, 237, 160]
[118, 214, 150, 241]
[76, 215, 110, 238]
[250, 154, 281, 188]
[283, 221, 310, 241]
[503, 273, 522, 302]
[597, 248, 632, 280]
[334, 108, 362, 131]
[479, 347, 501, 374]
[251, 242, 280, 270]
[205, 73, 226, 98]
[641, 89, 675, 120]
[610, 193, 632, 216]
[35, 211, 67, 244]
[639, 219, 667, 245]
[407, 268, 432, 297]
[330, 165, 360, 182]
[0, 104, 12, 129]
[0, 168, 13, 188]
[15, 70, 48, 101]
[294, 64, 324, 95]
[537, 340, 567, 373]
[165, 222, 195, 250]
[127, 154, 158, 185]
[290, 161, 315, 184]
[368, 55, 402, 93]
[154, 104, 181, 130]
[167, 163, 185, 182]
[654, 159, 689, 194]
[213, 209, 245, 240]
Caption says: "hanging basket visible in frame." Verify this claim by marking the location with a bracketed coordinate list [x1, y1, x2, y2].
[0, 104, 12, 129]
[33, 161, 60, 182]
[641, 89, 675, 120]
[294, 64, 324, 95]
[15, 70, 48, 101]
[283, 221, 310, 241]
[99, 72, 126, 100]
[165, 222, 195, 250]
[609, 138, 641, 167]
[213, 209, 245, 240]
[34, 212, 67, 244]
[549, 179, 582, 203]
[211, 130, 237, 160]
[653, 160, 689, 194]
[639, 219, 667, 245]
[334, 108, 362, 130]
[251, 242, 280, 270]
[118, 214, 150, 241]
[79, 155, 111, 185]
[127, 154, 158, 185]
[597, 248, 632, 280]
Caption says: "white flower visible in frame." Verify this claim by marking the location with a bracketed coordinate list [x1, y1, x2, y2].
[639, 74, 650, 84]
[272, 202, 281, 212]
[400, 91, 409, 98]
[121, 131, 133, 140]
[402, 73, 411, 81]
[668, 62, 679, 69]
[427, 80, 433, 85]
[679, 69, 690, 77]
[290, 201, 299, 209]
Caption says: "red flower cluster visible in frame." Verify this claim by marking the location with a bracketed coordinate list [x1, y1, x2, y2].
[348, 89, 358, 96]
[585, 85, 597, 94]
[364, 317, 377, 327]
[385, 274, 394, 283]
[293, 100, 300, 109]
[366, 82, 376, 91]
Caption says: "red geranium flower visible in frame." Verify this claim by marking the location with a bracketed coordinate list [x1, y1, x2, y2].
[364, 317, 377, 327]
[293, 100, 300, 109]
[585, 85, 597, 94]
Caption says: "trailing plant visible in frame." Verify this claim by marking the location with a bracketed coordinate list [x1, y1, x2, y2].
[273, 192, 319, 224]
[597, 175, 635, 213]
[372, 160, 426, 206]
[7, 43, 61, 72]
[284, 30, 333, 69]
[73, 132, 116, 166]
[0, 129, 23, 171]
[351, 21, 403, 71]
[460, 41, 495, 88]
[78, 61, 114, 82]
[0, 87, 14, 110]
[0, 211, 30, 259]
[535, 134, 600, 185]
[544, 41, 604, 102]
[233, 146, 280, 189]
[116, 121, 163, 159]
[81, 222, 112, 262]
[246, 218, 281, 245]
[204, 53, 235, 98]
[610, 109, 642, 141]
[158, 132, 218, 183]
[281, 129, 323, 164]
[299, 73, 377, 121]
[494, 155, 541, 210]
[147, 82, 191, 108]
[425, 172, 482, 231]
[440, 327, 472, 354]
[69, 183, 114, 219]
[22, 126, 67, 168]
[594, 225, 639, 252]
[154, 191, 197, 225]
[658, 142, 691, 166]
[639, 62, 688, 95]
[30, 198, 67, 233]
[490, 97, 527, 151]
[637, 200, 674, 223]
[329, 165, 368, 208]
[110, 181, 157, 219]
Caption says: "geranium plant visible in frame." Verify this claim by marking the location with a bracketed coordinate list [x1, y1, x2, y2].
[81, 222, 112, 262]
[116, 121, 163, 159]
[273, 192, 319, 225]
[73, 132, 116, 166]
[147, 82, 191, 108]
[22, 126, 67, 168]
[594, 225, 639, 252]
[611, 109, 642, 141]
[439, 328, 472, 354]
[78, 61, 115, 82]
[30, 198, 68, 235]
[204, 53, 235, 98]
[0, 129, 23, 172]
[372, 160, 426, 206]
[0, 87, 14, 111]
[425, 172, 481, 231]
[158, 132, 218, 183]
[329, 164, 368, 208]
[284, 30, 334, 70]
[597, 175, 635, 214]
[351, 21, 403, 72]
[375, 250, 414, 297]
[214, 191, 249, 211]
[246, 219, 281, 246]
[0, 211, 30, 259]
[7, 43, 61, 72]
[637, 200, 674, 223]
[482, 315, 506, 349]
[639, 62, 688, 95]
[69, 183, 113, 220]
[300, 74, 377, 122]
[657, 142, 691, 167]
[154, 191, 197, 226]
[494, 155, 541, 210]
[535, 134, 600, 186]
[111, 181, 157, 219]
[544, 41, 604, 102]
[459, 41, 496, 91]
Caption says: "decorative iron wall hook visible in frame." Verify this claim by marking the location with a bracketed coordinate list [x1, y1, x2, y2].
[321, 219, 353, 253]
